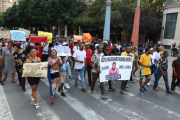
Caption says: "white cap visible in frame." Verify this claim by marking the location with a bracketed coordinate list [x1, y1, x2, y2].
[63, 42, 68, 46]
[85, 43, 89, 45]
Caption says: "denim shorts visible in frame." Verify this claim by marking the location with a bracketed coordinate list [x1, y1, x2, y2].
[140, 74, 151, 79]
[151, 65, 158, 74]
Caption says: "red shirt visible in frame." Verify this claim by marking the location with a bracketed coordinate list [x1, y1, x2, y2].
[69, 45, 74, 55]
[110, 46, 113, 52]
[172, 59, 180, 79]
[33, 46, 43, 60]
[84, 48, 93, 65]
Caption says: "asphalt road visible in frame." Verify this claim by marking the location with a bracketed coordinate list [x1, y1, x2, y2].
[1, 54, 180, 120]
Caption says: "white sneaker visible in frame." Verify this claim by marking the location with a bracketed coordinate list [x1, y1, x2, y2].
[64, 83, 70, 89]
[147, 82, 150, 86]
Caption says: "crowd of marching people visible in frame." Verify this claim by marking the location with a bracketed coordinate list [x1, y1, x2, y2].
[0, 36, 180, 110]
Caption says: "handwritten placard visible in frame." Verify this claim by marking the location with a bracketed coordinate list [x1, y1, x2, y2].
[19, 27, 31, 38]
[38, 31, 52, 43]
[0, 31, 11, 39]
[22, 62, 48, 77]
[10, 30, 26, 41]
[54, 46, 71, 56]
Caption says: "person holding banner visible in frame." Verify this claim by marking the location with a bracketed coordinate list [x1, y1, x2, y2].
[23, 48, 41, 110]
[139, 48, 152, 92]
[120, 46, 135, 94]
[1, 41, 16, 83]
[91, 45, 109, 99]
[12, 44, 28, 91]
[48, 49, 62, 103]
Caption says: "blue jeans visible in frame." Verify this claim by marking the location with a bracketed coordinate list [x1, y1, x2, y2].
[75, 67, 85, 88]
[65, 65, 71, 84]
[153, 69, 170, 92]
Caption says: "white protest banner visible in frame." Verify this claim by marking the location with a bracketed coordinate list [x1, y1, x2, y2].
[19, 27, 31, 38]
[22, 62, 48, 77]
[54, 46, 71, 56]
[100, 56, 133, 82]
[0, 31, 11, 39]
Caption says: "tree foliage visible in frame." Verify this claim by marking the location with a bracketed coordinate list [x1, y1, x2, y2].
[1, 0, 85, 28]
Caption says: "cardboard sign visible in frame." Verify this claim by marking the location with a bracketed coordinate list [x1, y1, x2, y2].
[100, 56, 133, 82]
[10, 30, 26, 41]
[19, 27, 31, 38]
[38, 31, 52, 43]
[83, 33, 92, 42]
[30, 36, 47, 43]
[22, 62, 48, 77]
[73, 35, 83, 42]
[0, 31, 11, 39]
[54, 46, 71, 56]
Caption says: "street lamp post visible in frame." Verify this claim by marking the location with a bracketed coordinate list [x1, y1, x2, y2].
[103, 0, 111, 41]
[131, 0, 141, 46]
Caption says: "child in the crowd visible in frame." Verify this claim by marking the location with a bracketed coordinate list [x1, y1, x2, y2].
[58, 57, 67, 97]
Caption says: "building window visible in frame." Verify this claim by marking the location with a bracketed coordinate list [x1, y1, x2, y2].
[164, 13, 178, 39]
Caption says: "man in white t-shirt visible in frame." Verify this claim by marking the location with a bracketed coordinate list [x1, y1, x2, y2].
[73, 43, 86, 92]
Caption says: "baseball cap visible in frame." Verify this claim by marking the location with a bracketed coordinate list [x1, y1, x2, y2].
[63, 42, 68, 46]
[85, 43, 89, 46]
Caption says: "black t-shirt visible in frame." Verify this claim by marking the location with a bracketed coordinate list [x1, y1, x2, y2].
[90, 45, 95, 52]
[111, 48, 119, 54]
[103, 50, 111, 56]
[13, 50, 28, 68]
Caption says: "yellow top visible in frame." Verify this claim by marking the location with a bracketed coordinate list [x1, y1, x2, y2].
[139, 54, 151, 75]
[121, 52, 135, 61]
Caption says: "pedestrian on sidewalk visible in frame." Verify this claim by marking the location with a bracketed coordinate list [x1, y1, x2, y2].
[12, 44, 28, 91]
[23, 48, 41, 110]
[58, 57, 66, 97]
[171, 55, 180, 91]
[84, 43, 93, 86]
[139, 48, 151, 92]
[48, 49, 62, 103]
[73, 43, 86, 92]
[91, 45, 108, 99]
[153, 51, 172, 94]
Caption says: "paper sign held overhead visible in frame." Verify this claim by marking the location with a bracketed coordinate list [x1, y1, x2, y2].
[0, 31, 11, 39]
[19, 27, 31, 38]
[38, 31, 52, 43]
[73, 35, 83, 42]
[10, 30, 26, 41]
[54, 46, 71, 56]
[83, 33, 92, 42]
[30, 36, 47, 43]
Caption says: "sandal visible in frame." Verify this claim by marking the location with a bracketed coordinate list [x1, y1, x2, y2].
[35, 103, 40, 110]
[12, 81, 16, 83]
[3, 78, 6, 82]
[30, 95, 35, 101]
[120, 90, 124, 94]
[0, 81, 5, 85]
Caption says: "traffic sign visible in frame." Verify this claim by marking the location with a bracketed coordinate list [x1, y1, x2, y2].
[52, 26, 56, 30]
